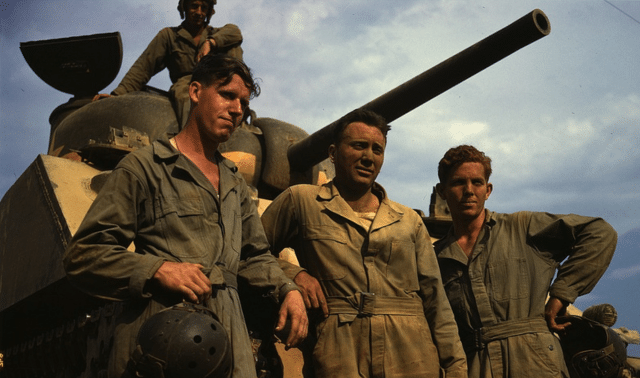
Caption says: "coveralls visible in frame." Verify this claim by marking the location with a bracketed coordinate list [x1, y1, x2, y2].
[112, 23, 243, 127]
[261, 182, 468, 378]
[64, 138, 298, 378]
[435, 210, 617, 378]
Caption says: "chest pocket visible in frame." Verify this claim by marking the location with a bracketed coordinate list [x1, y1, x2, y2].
[303, 225, 348, 280]
[169, 45, 194, 77]
[155, 196, 208, 259]
[487, 256, 531, 302]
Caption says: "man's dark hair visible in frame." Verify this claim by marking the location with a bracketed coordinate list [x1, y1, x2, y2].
[438, 145, 492, 183]
[191, 54, 260, 99]
[178, 0, 215, 25]
[332, 109, 391, 145]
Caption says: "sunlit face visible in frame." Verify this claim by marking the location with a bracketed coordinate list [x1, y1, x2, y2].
[438, 162, 492, 223]
[329, 122, 385, 192]
[189, 74, 250, 145]
[184, 0, 209, 29]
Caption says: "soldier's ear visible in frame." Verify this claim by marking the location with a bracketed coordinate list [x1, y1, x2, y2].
[486, 183, 493, 199]
[328, 144, 336, 163]
[189, 81, 203, 104]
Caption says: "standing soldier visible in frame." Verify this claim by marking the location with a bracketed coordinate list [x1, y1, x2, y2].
[261, 109, 468, 378]
[64, 54, 307, 378]
[434, 144, 617, 378]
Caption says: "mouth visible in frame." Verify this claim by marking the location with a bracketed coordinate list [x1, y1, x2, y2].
[220, 117, 236, 127]
[355, 166, 374, 176]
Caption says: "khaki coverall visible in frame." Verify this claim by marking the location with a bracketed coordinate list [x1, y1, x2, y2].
[64, 138, 298, 378]
[261, 182, 468, 378]
[435, 210, 617, 378]
[112, 23, 243, 127]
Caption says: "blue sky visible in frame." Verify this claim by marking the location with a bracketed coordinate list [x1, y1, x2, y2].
[2, 0, 639, 354]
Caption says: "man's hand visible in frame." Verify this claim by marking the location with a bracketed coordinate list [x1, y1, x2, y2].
[196, 39, 216, 62]
[275, 290, 308, 349]
[294, 271, 329, 317]
[153, 261, 212, 303]
[545, 296, 571, 332]
[92, 93, 111, 101]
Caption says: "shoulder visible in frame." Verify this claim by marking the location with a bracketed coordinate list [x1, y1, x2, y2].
[156, 26, 179, 38]
[270, 184, 324, 210]
[115, 143, 156, 171]
[487, 210, 534, 225]
[114, 139, 174, 178]
[209, 23, 241, 32]
[288, 184, 323, 197]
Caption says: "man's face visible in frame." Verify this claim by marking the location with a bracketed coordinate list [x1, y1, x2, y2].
[438, 162, 492, 222]
[329, 122, 385, 193]
[189, 74, 250, 145]
[185, 0, 209, 29]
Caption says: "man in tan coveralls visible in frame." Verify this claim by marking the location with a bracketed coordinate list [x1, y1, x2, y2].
[434, 145, 617, 378]
[98, 0, 243, 127]
[261, 109, 467, 378]
[64, 54, 307, 378]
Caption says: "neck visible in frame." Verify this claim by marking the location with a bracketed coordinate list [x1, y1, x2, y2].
[451, 210, 485, 240]
[174, 125, 219, 161]
[335, 180, 379, 213]
[184, 23, 205, 39]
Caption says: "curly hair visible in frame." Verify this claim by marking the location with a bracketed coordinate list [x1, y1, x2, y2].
[438, 145, 492, 183]
[191, 54, 260, 99]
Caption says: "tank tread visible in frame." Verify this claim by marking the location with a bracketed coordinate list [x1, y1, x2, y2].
[0, 303, 121, 378]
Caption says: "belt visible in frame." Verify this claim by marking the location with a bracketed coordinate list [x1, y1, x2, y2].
[462, 317, 550, 352]
[326, 292, 423, 316]
[204, 265, 238, 290]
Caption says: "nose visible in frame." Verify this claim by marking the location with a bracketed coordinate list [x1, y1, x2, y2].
[361, 147, 374, 163]
[463, 181, 473, 194]
[229, 99, 244, 119]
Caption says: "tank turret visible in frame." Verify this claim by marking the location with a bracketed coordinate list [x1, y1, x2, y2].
[0, 9, 551, 377]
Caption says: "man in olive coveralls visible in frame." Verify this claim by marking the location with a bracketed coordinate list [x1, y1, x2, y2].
[261, 109, 468, 378]
[98, 0, 243, 128]
[434, 145, 617, 378]
[64, 54, 307, 378]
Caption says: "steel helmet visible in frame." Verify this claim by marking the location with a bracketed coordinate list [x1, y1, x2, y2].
[557, 315, 627, 378]
[129, 302, 232, 378]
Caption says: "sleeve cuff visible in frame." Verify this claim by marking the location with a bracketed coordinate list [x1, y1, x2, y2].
[129, 254, 166, 298]
[277, 281, 302, 304]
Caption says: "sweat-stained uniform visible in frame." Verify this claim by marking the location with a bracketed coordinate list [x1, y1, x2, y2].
[63, 138, 298, 378]
[435, 210, 617, 378]
[112, 22, 243, 127]
[261, 182, 468, 378]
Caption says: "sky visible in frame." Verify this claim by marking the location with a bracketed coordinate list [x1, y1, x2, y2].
[1, 0, 640, 355]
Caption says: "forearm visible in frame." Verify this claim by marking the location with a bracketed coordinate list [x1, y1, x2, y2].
[543, 215, 617, 302]
[209, 23, 243, 48]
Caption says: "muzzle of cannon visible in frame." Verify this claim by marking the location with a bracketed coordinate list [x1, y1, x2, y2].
[287, 8, 551, 173]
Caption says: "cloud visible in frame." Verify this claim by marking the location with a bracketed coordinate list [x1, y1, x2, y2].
[609, 265, 640, 281]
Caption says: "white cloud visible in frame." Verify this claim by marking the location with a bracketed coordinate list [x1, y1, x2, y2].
[609, 265, 640, 280]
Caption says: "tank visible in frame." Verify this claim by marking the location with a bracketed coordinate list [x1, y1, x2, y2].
[0, 9, 572, 378]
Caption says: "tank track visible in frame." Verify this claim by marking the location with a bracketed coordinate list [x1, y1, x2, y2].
[0, 303, 121, 378]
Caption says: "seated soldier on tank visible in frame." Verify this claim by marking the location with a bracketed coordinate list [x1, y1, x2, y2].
[95, 0, 243, 128]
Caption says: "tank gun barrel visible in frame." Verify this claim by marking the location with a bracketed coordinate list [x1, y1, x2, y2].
[288, 8, 550, 172]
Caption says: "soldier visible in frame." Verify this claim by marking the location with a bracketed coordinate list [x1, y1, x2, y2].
[434, 144, 617, 378]
[261, 109, 468, 378]
[64, 54, 307, 378]
[96, 0, 243, 128]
